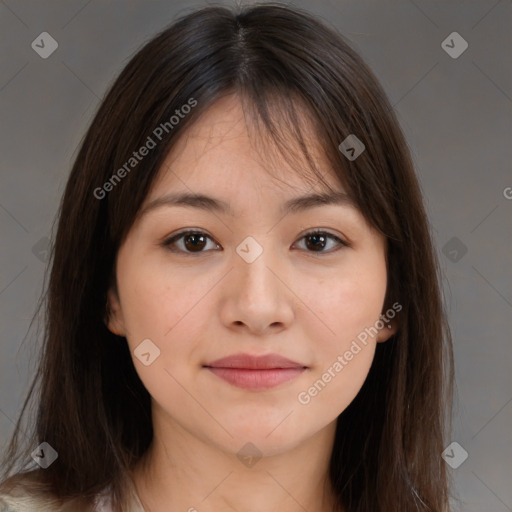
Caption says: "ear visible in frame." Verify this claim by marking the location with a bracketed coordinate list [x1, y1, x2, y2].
[376, 316, 398, 343]
[104, 286, 126, 337]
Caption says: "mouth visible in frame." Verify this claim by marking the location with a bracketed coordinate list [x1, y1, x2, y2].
[203, 352, 308, 391]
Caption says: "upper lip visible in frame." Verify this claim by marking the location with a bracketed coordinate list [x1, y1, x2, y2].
[204, 353, 307, 370]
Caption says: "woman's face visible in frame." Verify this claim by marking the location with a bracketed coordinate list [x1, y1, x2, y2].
[107, 94, 396, 457]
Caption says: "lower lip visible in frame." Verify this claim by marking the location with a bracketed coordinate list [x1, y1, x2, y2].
[205, 367, 306, 390]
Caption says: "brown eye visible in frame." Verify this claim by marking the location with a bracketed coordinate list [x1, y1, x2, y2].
[295, 230, 348, 253]
[305, 233, 328, 251]
[163, 230, 220, 254]
[162, 229, 347, 256]
[183, 233, 207, 251]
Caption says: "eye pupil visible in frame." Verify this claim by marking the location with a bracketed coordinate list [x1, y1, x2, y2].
[306, 233, 327, 251]
[184, 234, 207, 252]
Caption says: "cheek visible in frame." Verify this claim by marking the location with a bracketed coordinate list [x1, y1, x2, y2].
[118, 260, 212, 345]
[296, 250, 387, 408]
[307, 257, 387, 347]
[116, 262, 214, 397]
[296, 346, 374, 421]
[295, 276, 385, 417]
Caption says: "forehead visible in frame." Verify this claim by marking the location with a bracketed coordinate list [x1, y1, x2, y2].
[146, 94, 343, 202]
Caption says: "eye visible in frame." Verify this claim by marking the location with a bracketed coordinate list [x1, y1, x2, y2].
[162, 230, 220, 254]
[162, 228, 349, 255]
[293, 229, 348, 254]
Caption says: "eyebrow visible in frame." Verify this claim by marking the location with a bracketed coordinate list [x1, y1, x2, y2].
[139, 190, 355, 218]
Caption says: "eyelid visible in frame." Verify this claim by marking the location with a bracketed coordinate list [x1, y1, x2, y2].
[162, 228, 350, 254]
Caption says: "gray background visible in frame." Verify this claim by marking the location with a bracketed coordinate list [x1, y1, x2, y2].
[0, 1, 511, 510]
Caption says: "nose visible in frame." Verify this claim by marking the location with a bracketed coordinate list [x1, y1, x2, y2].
[219, 243, 295, 336]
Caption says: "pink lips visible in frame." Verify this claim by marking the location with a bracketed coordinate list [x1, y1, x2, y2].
[204, 353, 307, 390]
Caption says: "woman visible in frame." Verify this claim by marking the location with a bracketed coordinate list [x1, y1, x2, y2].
[0, 3, 454, 511]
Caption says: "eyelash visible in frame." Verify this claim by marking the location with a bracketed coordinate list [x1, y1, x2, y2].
[162, 229, 349, 255]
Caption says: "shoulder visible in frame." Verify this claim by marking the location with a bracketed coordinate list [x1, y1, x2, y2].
[0, 472, 56, 512]
[0, 472, 97, 512]
[0, 493, 61, 512]
[0, 471, 143, 512]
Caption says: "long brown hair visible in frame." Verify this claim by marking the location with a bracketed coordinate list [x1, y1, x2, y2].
[0, 3, 454, 511]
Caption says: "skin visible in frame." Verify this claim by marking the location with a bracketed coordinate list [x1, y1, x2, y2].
[106, 94, 397, 512]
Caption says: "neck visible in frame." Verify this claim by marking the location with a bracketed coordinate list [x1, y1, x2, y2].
[130, 409, 340, 512]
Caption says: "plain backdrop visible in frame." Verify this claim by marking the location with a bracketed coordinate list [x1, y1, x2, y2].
[0, 1, 511, 511]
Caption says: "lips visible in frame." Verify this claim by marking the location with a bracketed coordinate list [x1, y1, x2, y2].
[204, 353, 306, 370]
[203, 353, 307, 390]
